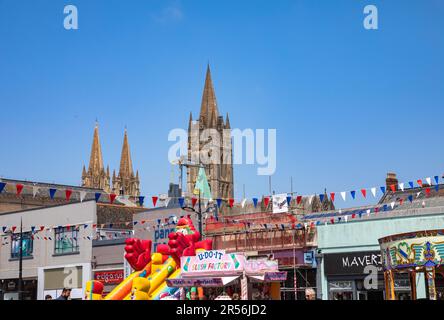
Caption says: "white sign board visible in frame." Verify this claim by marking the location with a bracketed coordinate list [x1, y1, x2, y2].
[272, 194, 288, 213]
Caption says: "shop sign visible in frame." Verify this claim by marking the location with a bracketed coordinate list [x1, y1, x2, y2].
[245, 259, 278, 274]
[324, 251, 382, 276]
[166, 278, 224, 287]
[264, 271, 287, 281]
[94, 270, 124, 285]
[181, 250, 245, 276]
[304, 250, 316, 267]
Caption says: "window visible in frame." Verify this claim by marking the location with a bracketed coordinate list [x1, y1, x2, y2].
[54, 226, 79, 255]
[11, 232, 33, 258]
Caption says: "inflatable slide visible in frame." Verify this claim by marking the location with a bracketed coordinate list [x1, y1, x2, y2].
[84, 217, 212, 300]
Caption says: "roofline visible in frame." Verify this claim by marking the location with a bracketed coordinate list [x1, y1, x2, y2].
[0, 177, 104, 192]
[0, 199, 96, 216]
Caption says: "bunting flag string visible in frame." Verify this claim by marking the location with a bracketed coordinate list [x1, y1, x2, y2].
[0, 173, 440, 211]
[0, 194, 435, 246]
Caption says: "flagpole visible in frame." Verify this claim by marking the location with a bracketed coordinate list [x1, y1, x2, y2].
[198, 189, 203, 236]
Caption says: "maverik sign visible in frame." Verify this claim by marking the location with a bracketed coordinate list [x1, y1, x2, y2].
[324, 251, 382, 276]
[181, 250, 245, 276]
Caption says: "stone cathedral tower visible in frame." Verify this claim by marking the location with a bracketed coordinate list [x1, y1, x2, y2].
[112, 129, 140, 197]
[187, 65, 234, 200]
[82, 124, 111, 192]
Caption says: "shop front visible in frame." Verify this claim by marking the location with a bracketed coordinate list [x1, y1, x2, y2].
[0, 278, 37, 300]
[270, 249, 317, 300]
[166, 250, 286, 300]
[324, 251, 388, 300]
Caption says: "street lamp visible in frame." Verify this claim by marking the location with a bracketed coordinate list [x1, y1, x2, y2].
[181, 191, 217, 236]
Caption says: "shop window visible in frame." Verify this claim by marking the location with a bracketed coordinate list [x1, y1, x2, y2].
[54, 227, 79, 255]
[11, 232, 33, 258]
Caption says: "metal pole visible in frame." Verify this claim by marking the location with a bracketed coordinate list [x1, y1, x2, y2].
[198, 190, 203, 236]
[18, 217, 23, 300]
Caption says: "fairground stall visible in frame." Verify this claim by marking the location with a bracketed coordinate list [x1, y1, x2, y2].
[166, 250, 286, 300]
[379, 229, 444, 300]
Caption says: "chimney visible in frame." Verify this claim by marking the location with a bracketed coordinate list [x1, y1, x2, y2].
[386, 172, 398, 191]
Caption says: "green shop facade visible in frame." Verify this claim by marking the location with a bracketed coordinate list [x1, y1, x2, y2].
[314, 204, 444, 300]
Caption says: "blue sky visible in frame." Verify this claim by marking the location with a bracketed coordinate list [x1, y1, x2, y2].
[0, 0, 443, 208]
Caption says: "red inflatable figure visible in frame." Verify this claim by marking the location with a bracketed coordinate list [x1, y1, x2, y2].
[166, 217, 212, 265]
[124, 217, 212, 269]
[124, 238, 152, 271]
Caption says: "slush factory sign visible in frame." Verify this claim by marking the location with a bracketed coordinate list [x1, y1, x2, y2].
[324, 251, 382, 275]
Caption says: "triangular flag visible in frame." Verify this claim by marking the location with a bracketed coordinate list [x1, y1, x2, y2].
[252, 198, 258, 208]
[152, 196, 158, 207]
[371, 187, 377, 197]
[416, 192, 421, 198]
[426, 188, 431, 196]
[216, 198, 222, 208]
[417, 179, 423, 187]
[296, 195, 302, 204]
[191, 197, 198, 207]
[16, 184, 24, 196]
[179, 197, 185, 207]
[308, 195, 314, 205]
[426, 177, 432, 186]
[319, 194, 324, 203]
[109, 193, 117, 204]
[435, 184, 439, 192]
[409, 181, 414, 188]
[32, 186, 39, 198]
[340, 192, 346, 201]
[399, 183, 404, 192]
[408, 195, 413, 203]
[389, 184, 396, 192]
[330, 193, 335, 202]
[11, 226, 17, 232]
[164, 197, 171, 208]
[434, 176, 439, 184]
[263, 197, 270, 207]
[0, 182, 6, 194]
[229, 198, 234, 208]
[49, 188, 57, 199]
[361, 189, 367, 198]
[350, 191, 356, 199]
[390, 202, 395, 209]
[65, 189, 72, 201]
[380, 186, 386, 194]
[138, 196, 145, 206]
[95, 192, 101, 202]
[399, 199, 404, 206]
[286, 195, 292, 206]
[79, 191, 87, 202]
[241, 198, 247, 208]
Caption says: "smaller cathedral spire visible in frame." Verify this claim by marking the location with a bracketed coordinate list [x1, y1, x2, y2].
[112, 128, 140, 198]
[82, 123, 110, 192]
[88, 123, 104, 173]
[119, 128, 133, 178]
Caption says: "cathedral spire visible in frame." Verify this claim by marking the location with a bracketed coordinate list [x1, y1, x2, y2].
[82, 123, 110, 192]
[88, 123, 104, 173]
[118, 128, 134, 178]
[199, 64, 219, 127]
[112, 128, 140, 198]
